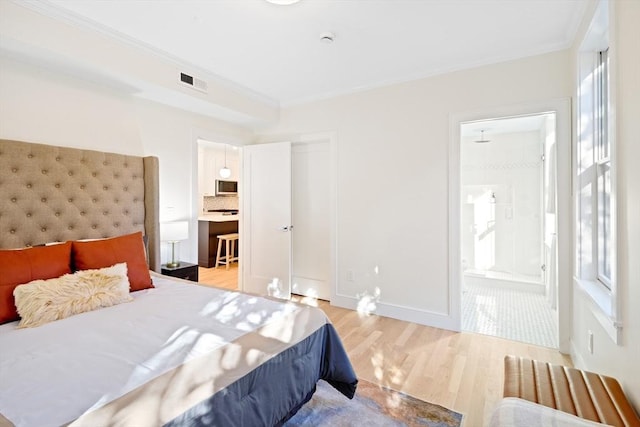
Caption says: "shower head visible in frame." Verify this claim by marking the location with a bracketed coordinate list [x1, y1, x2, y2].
[475, 130, 491, 143]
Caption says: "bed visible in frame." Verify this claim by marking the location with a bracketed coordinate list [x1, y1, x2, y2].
[0, 139, 357, 426]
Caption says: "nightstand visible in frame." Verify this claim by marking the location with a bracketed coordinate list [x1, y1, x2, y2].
[161, 262, 199, 282]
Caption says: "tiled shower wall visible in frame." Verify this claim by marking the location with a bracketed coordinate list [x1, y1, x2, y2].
[461, 130, 543, 278]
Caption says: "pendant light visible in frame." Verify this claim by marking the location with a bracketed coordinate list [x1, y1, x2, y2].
[219, 145, 231, 178]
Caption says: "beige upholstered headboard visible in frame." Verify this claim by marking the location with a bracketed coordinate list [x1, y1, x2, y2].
[0, 139, 160, 272]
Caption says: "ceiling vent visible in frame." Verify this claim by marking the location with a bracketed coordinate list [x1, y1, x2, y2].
[179, 72, 208, 93]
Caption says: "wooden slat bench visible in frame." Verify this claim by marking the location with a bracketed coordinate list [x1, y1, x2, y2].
[504, 355, 640, 427]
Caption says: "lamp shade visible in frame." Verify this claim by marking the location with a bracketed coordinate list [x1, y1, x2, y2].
[160, 221, 189, 242]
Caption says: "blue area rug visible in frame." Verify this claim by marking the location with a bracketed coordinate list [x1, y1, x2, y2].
[285, 379, 463, 427]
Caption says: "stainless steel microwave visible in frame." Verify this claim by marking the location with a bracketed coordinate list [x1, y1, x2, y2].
[216, 180, 238, 196]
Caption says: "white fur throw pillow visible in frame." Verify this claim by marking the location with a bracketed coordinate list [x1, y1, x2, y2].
[13, 263, 133, 328]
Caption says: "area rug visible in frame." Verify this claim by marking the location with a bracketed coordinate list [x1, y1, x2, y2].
[285, 379, 463, 427]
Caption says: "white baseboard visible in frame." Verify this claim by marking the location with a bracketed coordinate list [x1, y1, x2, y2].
[330, 293, 458, 331]
[570, 339, 587, 370]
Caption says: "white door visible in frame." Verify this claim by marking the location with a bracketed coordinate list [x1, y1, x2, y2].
[241, 142, 292, 299]
[292, 141, 331, 300]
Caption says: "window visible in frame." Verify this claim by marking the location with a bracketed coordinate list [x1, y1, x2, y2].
[595, 49, 611, 288]
[575, 0, 619, 342]
[577, 47, 613, 290]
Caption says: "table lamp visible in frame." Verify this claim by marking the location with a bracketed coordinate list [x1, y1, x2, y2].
[161, 221, 189, 268]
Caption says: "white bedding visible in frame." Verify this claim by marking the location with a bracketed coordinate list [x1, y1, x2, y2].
[489, 398, 609, 427]
[0, 275, 319, 427]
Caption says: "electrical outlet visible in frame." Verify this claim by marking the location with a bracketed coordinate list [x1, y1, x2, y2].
[588, 330, 594, 354]
[346, 269, 355, 282]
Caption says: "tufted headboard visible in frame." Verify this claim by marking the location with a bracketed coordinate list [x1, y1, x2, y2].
[0, 139, 160, 272]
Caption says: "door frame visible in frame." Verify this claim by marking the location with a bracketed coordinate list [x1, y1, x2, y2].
[449, 98, 571, 353]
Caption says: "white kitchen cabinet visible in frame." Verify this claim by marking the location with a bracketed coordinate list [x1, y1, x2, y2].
[199, 146, 217, 197]
[198, 143, 240, 197]
[228, 156, 240, 181]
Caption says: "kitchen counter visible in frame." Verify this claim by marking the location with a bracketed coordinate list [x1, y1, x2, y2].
[198, 213, 239, 222]
[198, 217, 239, 267]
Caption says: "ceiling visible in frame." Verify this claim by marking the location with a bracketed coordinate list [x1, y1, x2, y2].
[36, 0, 587, 107]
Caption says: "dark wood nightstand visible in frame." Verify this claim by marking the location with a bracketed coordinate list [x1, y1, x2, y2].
[161, 262, 199, 282]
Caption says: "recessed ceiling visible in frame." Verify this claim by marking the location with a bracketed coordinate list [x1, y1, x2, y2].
[38, 0, 586, 106]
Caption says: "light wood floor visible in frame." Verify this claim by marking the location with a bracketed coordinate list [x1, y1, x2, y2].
[197, 265, 571, 426]
[198, 264, 239, 290]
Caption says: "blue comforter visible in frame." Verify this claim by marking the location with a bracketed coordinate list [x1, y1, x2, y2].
[166, 323, 358, 427]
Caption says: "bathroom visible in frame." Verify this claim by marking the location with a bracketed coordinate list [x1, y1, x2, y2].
[460, 113, 558, 348]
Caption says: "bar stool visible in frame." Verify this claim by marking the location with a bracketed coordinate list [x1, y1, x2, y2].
[215, 233, 239, 269]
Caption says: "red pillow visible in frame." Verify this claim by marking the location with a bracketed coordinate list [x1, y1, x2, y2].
[0, 242, 72, 324]
[72, 231, 153, 292]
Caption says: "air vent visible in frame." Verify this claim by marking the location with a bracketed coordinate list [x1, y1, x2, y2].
[179, 72, 208, 93]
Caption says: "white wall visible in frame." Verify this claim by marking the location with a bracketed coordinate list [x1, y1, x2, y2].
[0, 56, 253, 265]
[0, 56, 144, 155]
[257, 50, 571, 329]
[570, 0, 640, 407]
[134, 101, 251, 263]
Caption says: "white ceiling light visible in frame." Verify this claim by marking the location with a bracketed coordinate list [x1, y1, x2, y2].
[265, 0, 300, 5]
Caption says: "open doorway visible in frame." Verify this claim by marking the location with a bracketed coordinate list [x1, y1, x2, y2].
[459, 113, 558, 348]
[196, 139, 241, 291]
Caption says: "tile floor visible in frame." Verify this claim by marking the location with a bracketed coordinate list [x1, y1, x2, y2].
[462, 283, 557, 348]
